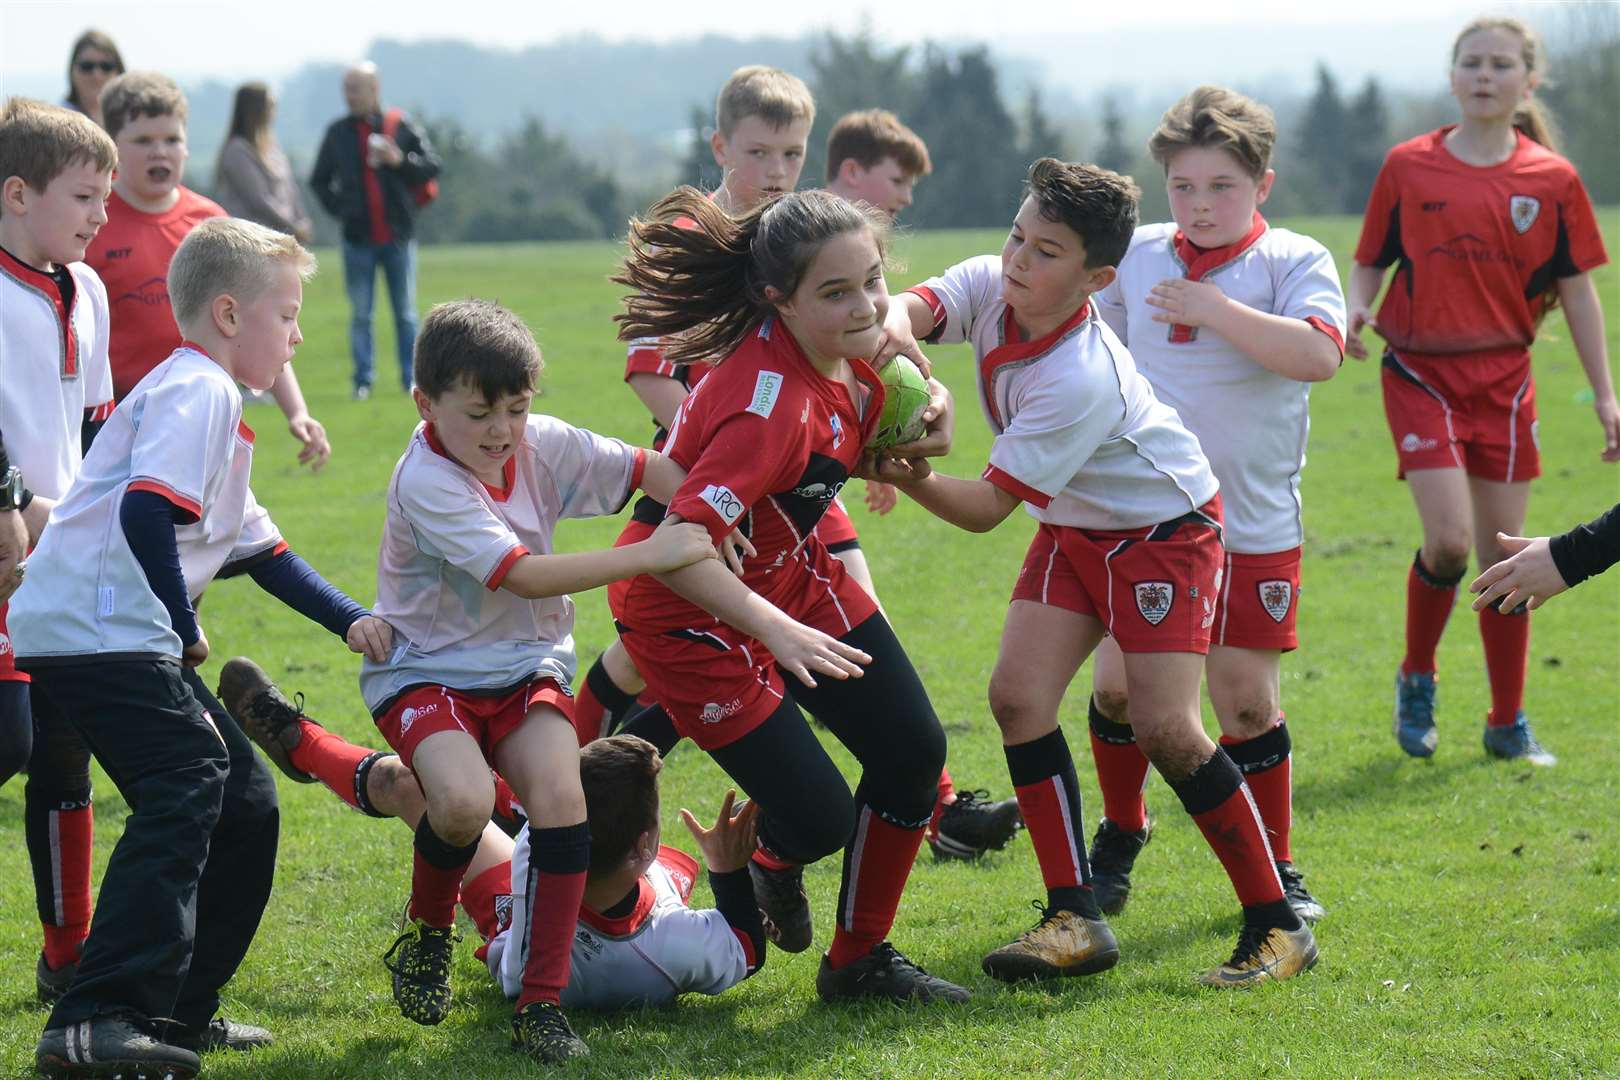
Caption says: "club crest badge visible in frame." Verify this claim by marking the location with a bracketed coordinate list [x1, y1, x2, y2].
[1134, 581, 1173, 625]
[494, 892, 514, 934]
[1259, 579, 1293, 623]
[1509, 195, 1540, 235]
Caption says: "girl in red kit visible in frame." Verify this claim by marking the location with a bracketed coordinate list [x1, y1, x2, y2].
[607, 187, 969, 1004]
[1347, 16, 1616, 765]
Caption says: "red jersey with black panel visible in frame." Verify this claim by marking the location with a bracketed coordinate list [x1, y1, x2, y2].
[1355, 128, 1607, 358]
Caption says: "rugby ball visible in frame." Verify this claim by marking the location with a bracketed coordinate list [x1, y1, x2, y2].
[870, 356, 931, 451]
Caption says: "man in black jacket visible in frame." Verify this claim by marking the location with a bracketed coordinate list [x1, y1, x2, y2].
[311, 62, 440, 398]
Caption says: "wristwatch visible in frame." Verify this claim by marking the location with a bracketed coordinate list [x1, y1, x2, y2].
[0, 467, 22, 512]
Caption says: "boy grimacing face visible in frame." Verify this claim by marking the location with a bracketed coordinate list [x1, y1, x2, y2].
[1, 161, 112, 269]
[1163, 145, 1273, 249]
[1000, 197, 1112, 339]
[226, 258, 305, 392]
[113, 112, 188, 211]
[711, 115, 811, 212]
[414, 382, 534, 489]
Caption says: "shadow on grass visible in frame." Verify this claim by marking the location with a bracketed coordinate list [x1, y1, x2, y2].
[1291, 750, 1479, 814]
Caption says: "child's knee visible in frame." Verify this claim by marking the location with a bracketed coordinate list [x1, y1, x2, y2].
[1092, 688, 1131, 725]
[425, 777, 495, 845]
[764, 791, 855, 865]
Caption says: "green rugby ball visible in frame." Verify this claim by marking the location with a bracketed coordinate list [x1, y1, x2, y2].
[870, 356, 931, 451]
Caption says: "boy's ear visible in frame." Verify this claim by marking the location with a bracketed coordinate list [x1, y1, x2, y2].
[0, 175, 28, 216]
[1255, 168, 1277, 207]
[709, 129, 729, 169]
[411, 386, 435, 423]
[210, 292, 239, 338]
[1085, 265, 1118, 294]
[836, 158, 863, 185]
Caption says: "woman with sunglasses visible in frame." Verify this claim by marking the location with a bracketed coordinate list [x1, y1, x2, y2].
[65, 30, 124, 128]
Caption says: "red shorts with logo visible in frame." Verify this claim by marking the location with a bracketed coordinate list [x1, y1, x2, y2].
[1381, 347, 1539, 482]
[373, 678, 573, 770]
[613, 544, 879, 751]
[0, 602, 25, 683]
[1212, 547, 1302, 651]
[814, 497, 861, 552]
[1010, 497, 1225, 654]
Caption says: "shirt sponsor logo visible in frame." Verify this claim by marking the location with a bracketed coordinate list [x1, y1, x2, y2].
[829, 413, 844, 450]
[1428, 234, 1515, 267]
[398, 701, 439, 735]
[699, 699, 745, 725]
[1134, 581, 1174, 626]
[1509, 195, 1541, 235]
[116, 276, 170, 307]
[746, 371, 784, 418]
[791, 479, 845, 502]
[1401, 432, 1439, 453]
[699, 484, 745, 525]
[1420, 201, 1447, 212]
[105, 247, 134, 260]
[1258, 579, 1294, 623]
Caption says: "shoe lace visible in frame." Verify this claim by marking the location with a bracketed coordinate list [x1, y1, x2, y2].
[516, 1002, 573, 1044]
[869, 941, 930, 978]
[1089, 822, 1137, 874]
[249, 688, 307, 736]
[382, 922, 457, 982]
[1400, 674, 1435, 727]
[1226, 922, 1272, 968]
[1275, 862, 1305, 891]
[949, 789, 993, 811]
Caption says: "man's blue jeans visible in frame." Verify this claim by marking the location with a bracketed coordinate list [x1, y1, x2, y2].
[342, 238, 419, 392]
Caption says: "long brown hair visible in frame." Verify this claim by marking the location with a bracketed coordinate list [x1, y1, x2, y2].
[65, 30, 124, 111]
[225, 81, 274, 154]
[614, 188, 888, 366]
[1452, 16, 1560, 152]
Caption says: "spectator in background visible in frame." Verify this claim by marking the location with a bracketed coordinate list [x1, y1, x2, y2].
[215, 82, 314, 243]
[64, 29, 124, 128]
[310, 61, 440, 399]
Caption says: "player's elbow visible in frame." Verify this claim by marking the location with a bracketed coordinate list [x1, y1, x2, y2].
[1300, 343, 1342, 382]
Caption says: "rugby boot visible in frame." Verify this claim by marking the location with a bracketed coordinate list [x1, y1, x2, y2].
[929, 790, 1023, 861]
[218, 657, 317, 783]
[981, 902, 1119, 982]
[36, 952, 75, 1004]
[816, 942, 971, 1004]
[511, 1001, 588, 1065]
[1088, 817, 1152, 915]
[1198, 919, 1318, 988]
[748, 859, 813, 953]
[383, 919, 459, 1025]
[1482, 712, 1556, 766]
[36, 1010, 200, 1079]
[1393, 669, 1438, 758]
[169, 1017, 273, 1054]
[1276, 861, 1326, 923]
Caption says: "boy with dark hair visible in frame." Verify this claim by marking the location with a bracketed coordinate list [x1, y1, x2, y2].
[1085, 86, 1343, 924]
[10, 217, 389, 1079]
[360, 298, 717, 1064]
[88, 71, 328, 464]
[0, 97, 117, 1002]
[825, 108, 932, 218]
[216, 659, 769, 1009]
[876, 157, 1317, 988]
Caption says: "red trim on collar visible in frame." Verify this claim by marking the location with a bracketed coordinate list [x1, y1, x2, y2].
[423, 423, 517, 500]
[655, 846, 700, 903]
[1168, 213, 1268, 344]
[578, 876, 657, 937]
[1, 246, 80, 378]
[976, 301, 1091, 429]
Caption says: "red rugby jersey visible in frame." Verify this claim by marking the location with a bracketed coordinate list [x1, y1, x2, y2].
[618, 316, 883, 629]
[1355, 128, 1607, 358]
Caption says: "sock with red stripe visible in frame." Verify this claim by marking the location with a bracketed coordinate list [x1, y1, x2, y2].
[1168, 749, 1297, 928]
[927, 765, 956, 840]
[286, 721, 383, 813]
[574, 657, 636, 746]
[1005, 729, 1101, 918]
[826, 804, 927, 970]
[461, 862, 514, 963]
[1403, 550, 1463, 675]
[409, 817, 480, 928]
[516, 821, 590, 1009]
[1479, 604, 1530, 727]
[1221, 720, 1293, 863]
[1088, 696, 1150, 833]
[26, 793, 94, 970]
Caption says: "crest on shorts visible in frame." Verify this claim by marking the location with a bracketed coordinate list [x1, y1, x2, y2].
[1258, 580, 1293, 623]
[1134, 581, 1174, 625]
[1509, 195, 1540, 235]
[494, 892, 514, 934]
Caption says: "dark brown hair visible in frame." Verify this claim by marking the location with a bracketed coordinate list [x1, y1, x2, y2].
[413, 299, 543, 401]
[1025, 157, 1140, 269]
[1148, 86, 1277, 180]
[615, 187, 888, 366]
[580, 735, 663, 872]
[224, 82, 273, 153]
[99, 71, 188, 140]
[65, 30, 124, 111]
[0, 97, 118, 195]
[825, 109, 932, 182]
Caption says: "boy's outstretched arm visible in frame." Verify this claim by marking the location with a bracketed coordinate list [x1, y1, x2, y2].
[681, 791, 766, 979]
[876, 460, 1022, 534]
[229, 547, 391, 660]
[872, 291, 939, 374]
[500, 518, 717, 600]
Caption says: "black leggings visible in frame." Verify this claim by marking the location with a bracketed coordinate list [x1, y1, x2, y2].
[0, 681, 30, 787]
[706, 614, 945, 866]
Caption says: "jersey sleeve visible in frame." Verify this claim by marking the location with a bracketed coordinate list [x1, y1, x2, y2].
[908, 254, 1002, 344]
[395, 459, 529, 590]
[227, 485, 285, 564]
[528, 414, 644, 520]
[1273, 240, 1348, 355]
[1354, 153, 1405, 268]
[1553, 170, 1609, 277]
[79, 267, 114, 417]
[665, 401, 804, 545]
[125, 377, 235, 524]
[983, 364, 1123, 509]
[650, 906, 751, 996]
[625, 337, 679, 380]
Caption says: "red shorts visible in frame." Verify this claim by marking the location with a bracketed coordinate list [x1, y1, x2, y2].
[373, 678, 573, 770]
[0, 601, 24, 683]
[614, 545, 878, 750]
[1010, 498, 1225, 654]
[814, 497, 861, 552]
[1381, 348, 1539, 482]
[1212, 547, 1301, 651]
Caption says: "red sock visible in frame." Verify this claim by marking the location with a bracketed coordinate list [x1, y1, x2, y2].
[927, 766, 956, 840]
[1088, 697, 1149, 832]
[1403, 552, 1462, 675]
[1221, 721, 1293, 863]
[462, 862, 514, 963]
[1479, 606, 1531, 727]
[409, 818, 478, 927]
[826, 806, 926, 969]
[1170, 750, 1283, 907]
[287, 722, 375, 810]
[517, 822, 590, 1009]
[41, 803, 94, 969]
[1005, 730, 1088, 892]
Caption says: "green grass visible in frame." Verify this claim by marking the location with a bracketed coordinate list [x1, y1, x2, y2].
[2, 213, 1618, 1078]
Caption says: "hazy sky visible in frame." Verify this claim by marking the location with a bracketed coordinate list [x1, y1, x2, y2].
[3, 0, 1486, 87]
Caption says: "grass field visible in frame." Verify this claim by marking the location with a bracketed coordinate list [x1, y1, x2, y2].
[2, 213, 1617, 1078]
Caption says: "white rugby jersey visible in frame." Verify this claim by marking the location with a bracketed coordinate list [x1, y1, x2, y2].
[360, 416, 644, 713]
[1095, 221, 1346, 552]
[911, 255, 1217, 530]
[0, 250, 115, 501]
[488, 842, 748, 1009]
[9, 347, 282, 661]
